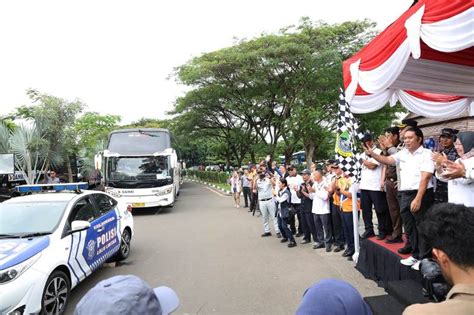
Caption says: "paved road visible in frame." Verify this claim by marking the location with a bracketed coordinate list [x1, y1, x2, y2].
[66, 182, 384, 314]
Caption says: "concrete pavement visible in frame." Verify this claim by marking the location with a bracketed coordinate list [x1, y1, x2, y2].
[66, 182, 384, 314]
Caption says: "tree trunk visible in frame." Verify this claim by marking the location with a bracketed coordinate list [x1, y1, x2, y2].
[305, 141, 315, 167]
[67, 157, 73, 182]
[250, 150, 256, 164]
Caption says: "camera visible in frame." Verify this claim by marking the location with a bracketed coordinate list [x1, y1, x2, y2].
[419, 258, 451, 302]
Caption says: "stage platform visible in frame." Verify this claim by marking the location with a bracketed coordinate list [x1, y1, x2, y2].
[358, 236, 431, 314]
[356, 236, 422, 288]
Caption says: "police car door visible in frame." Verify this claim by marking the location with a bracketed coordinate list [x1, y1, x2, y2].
[66, 196, 100, 285]
[90, 193, 121, 260]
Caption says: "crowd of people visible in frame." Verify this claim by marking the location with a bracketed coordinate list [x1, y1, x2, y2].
[228, 156, 360, 260]
[228, 120, 474, 270]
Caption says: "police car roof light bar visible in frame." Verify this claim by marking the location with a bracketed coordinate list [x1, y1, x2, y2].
[16, 182, 89, 194]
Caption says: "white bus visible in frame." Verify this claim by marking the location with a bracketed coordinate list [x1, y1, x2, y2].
[97, 128, 180, 209]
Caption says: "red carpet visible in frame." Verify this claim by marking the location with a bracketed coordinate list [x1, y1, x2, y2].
[366, 235, 411, 259]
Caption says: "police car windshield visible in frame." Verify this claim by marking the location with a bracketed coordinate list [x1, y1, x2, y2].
[0, 201, 68, 235]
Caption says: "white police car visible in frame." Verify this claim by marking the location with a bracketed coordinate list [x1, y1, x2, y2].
[0, 183, 134, 315]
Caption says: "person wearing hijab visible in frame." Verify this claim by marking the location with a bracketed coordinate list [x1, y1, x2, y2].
[434, 131, 474, 207]
[296, 279, 372, 315]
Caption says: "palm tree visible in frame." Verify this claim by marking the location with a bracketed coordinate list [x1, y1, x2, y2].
[1, 121, 57, 184]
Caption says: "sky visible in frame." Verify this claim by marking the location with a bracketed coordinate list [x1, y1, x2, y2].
[0, 0, 414, 124]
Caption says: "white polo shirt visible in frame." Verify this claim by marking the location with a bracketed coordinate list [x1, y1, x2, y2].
[359, 148, 383, 191]
[392, 146, 435, 191]
[287, 174, 303, 204]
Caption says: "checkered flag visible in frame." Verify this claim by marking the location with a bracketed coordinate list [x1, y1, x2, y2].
[335, 90, 364, 182]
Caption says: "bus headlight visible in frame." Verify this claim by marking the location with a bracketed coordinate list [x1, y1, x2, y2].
[156, 187, 173, 196]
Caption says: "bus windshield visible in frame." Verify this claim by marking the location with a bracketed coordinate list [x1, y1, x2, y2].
[108, 130, 171, 155]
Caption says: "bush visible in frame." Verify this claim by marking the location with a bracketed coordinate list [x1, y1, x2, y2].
[186, 170, 229, 184]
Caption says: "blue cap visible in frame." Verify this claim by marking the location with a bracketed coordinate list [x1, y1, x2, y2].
[296, 279, 372, 315]
[74, 275, 179, 315]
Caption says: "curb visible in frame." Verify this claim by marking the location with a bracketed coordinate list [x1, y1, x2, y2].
[184, 177, 232, 195]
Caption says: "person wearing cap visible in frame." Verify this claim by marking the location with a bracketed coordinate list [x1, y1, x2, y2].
[364, 127, 435, 270]
[378, 127, 404, 244]
[256, 167, 281, 237]
[287, 165, 304, 236]
[398, 119, 418, 145]
[325, 161, 345, 252]
[359, 133, 391, 240]
[74, 275, 179, 315]
[297, 169, 320, 246]
[296, 279, 372, 315]
[432, 128, 460, 203]
[434, 131, 474, 207]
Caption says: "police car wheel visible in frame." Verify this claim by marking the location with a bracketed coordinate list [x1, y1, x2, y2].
[41, 270, 70, 315]
[115, 229, 131, 261]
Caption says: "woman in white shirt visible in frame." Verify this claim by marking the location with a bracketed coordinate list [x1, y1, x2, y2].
[310, 170, 333, 252]
[229, 171, 242, 208]
[434, 131, 474, 207]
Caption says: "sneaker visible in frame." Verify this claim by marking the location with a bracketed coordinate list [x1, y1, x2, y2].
[237, 205, 240, 208]
[411, 261, 421, 271]
[288, 241, 297, 248]
[400, 256, 418, 267]
[376, 233, 386, 240]
[261, 232, 272, 237]
[276, 232, 282, 238]
[280, 238, 288, 243]
[333, 245, 345, 253]
[300, 239, 310, 244]
[325, 244, 332, 252]
[295, 232, 303, 237]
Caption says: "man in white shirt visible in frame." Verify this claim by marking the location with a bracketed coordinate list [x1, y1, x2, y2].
[286, 165, 304, 237]
[359, 134, 391, 240]
[365, 127, 435, 270]
[256, 167, 281, 238]
[310, 170, 333, 252]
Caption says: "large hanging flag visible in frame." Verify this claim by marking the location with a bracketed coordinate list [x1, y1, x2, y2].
[335, 91, 364, 182]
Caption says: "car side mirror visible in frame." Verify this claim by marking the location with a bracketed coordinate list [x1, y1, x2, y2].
[70, 220, 91, 233]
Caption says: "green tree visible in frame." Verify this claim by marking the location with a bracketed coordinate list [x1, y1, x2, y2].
[15, 89, 85, 181]
[0, 122, 50, 184]
[74, 112, 121, 151]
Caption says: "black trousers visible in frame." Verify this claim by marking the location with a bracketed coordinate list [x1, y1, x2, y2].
[360, 190, 392, 236]
[242, 187, 250, 207]
[278, 215, 294, 241]
[301, 211, 318, 242]
[250, 191, 258, 212]
[329, 200, 345, 246]
[290, 203, 303, 234]
[399, 189, 434, 260]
